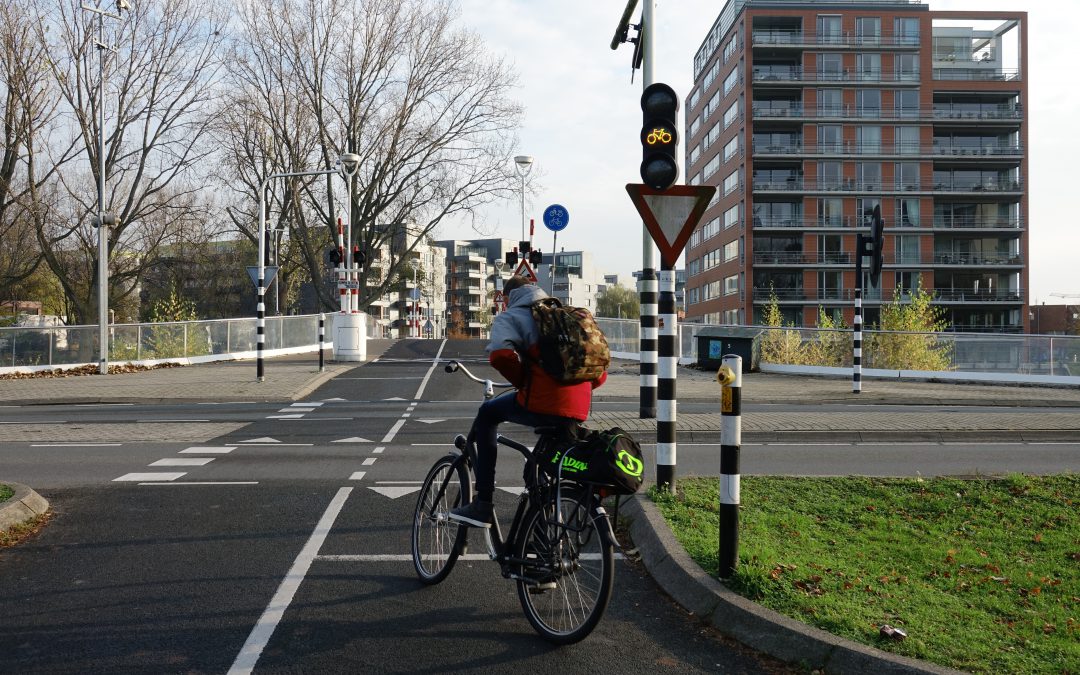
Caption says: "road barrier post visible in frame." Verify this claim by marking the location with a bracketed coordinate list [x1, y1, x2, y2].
[717, 355, 741, 579]
[319, 313, 326, 372]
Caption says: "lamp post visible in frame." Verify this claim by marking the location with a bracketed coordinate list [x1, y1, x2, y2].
[83, 0, 129, 375]
[410, 258, 421, 338]
[514, 155, 534, 243]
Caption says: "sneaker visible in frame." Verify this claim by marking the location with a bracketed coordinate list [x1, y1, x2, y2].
[448, 500, 493, 528]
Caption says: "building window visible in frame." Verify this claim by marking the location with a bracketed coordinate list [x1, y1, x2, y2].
[818, 198, 843, 227]
[723, 35, 738, 63]
[895, 125, 920, 155]
[818, 53, 843, 80]
[723, 169, 740, 196]
[819, 124, 842, 152]
[896, 235, 920, 264]
[856, 17, 881, 45]
[723, 137, 739, 162]
[723, 100, 739, 129]
[856, 89, 881, 117]
[723, 274, 739, 296]
[689, 143, 701, 165]
[857, 162, 881, 190]
[895, 162, 920, 191]
[896, 270, 918, 293]
[723, 204, 739, 230]
[895, 89, 919, 119]
[817, 15, 842, 44]
[857, 125, 881, 154]
[688, 88, 700, 111]
[703, 216, 721, 240]
[703, 153, 720, 179]
[704, 90, 721, 120]
[723, 67, 739, 96]
[722, 309, 740, 324]
[723, 239, 739, 262]
[897, 198, 920, 227]
[895, 53, 919, 81]
[818, 88, 843, 115]
[819, 160, 842, 189]
[895, 17, 920, 45]
[704, 122, 721, 149]
[689, 115, 701, 138]
[856, 53, 881, 81]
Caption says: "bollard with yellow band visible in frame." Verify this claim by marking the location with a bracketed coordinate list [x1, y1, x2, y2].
[717, 354, 742, 579]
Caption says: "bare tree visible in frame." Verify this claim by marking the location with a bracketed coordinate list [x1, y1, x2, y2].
[28, 0, 228, 324]
[221, 0, 523, 311]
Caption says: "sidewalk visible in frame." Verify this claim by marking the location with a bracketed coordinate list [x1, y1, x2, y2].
[0, 353, 1078, 440]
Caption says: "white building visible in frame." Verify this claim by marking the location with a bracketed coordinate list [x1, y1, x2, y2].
[363, 224, 447, 338]
[436, 238, 518, 339]
[535, 250, 606, 312]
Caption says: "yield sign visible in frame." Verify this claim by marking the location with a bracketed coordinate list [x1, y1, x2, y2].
[625, 184, 716, 268]
[513, 258, 538, 283]
[246, 266, 279, 289]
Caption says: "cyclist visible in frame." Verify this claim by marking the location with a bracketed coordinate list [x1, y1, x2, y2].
[449, 274, 607, 528]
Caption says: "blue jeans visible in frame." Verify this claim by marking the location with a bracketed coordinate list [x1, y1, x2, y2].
[471, 391, 573, 502]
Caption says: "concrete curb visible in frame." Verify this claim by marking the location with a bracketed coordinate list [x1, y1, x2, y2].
[622, 493, 964, 675]
[0, 482, 49, 531]
[614, 428, 1080, 445]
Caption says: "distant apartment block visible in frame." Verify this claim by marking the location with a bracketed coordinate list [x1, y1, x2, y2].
[683, 0, 1028, 332]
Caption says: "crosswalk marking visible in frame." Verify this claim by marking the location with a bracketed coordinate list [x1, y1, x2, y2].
[369, 486, 422, 499]
[362, 458, 377, 466]
[349, 472, 367, 481]
[149, 457, 215, 467]
[113, 472, 187, 482]
[180, 446, 236, 454]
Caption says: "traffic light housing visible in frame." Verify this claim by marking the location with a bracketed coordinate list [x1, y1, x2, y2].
[519, 240, 532, 254]
[869, 205, 884, 288]
[640, 82, 680, 190]
[528, 249, 542, 266]
[328, 248, 341, 266]
[505, 251, 518, 267]
[352, 245, 366, 268]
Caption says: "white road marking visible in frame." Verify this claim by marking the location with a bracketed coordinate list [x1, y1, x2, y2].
[337, 377, 423, 380]
[496, 486, 526, 495]
[139, 481, 258, 486]
[322, 397, 347, 402]
[113, 472, 187, 482]
[237, 443, 314, 447]
[332, 437, 373, 443]
[180, 446, 236, 454]
[383, 397, 407, 401]
[373, 447, 385, 454]
[417, 419, 447, 424]
[375, 481, 422, 484]
[291, 402, 323, 407]
[401, 413, 411, 418]
[149, 457, 215, 467]
[369, 486, 422, 499]
[75, 403, 133, 407]
[0, 421, 66, 425]
[229, 487, 352, 674]
[412, 340, 448, 400]
[275, 417, 353, 421]
[349, 472, 367, 480]
[362, 458, 377, 466]
[267, 414, 305, 420]
[381, 419, 406, 444]
[241, 437, 280, 443]
[278, 408, 310, 413]
[31, 443, 122, 447]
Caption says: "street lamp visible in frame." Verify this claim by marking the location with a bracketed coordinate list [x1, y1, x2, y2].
[410, 258, 421, 338]
[514, 155, 534, 243]
[83, 0, 130, 375]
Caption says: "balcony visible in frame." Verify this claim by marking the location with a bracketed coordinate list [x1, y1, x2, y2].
[752, 252, 853, 265]
[934, 288, 1024, 302]
[750, 287, 884, 302]
[932, 217, 1023, 230]
[751, 67, 918, 86]
[752, 217, 855, 229]
[930, 142, 1023, 158]
[932, 68, 1020, 82]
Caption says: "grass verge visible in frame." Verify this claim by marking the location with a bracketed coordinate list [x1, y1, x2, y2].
[651, 475, 1079, 674]
[0, 484, 11, 503]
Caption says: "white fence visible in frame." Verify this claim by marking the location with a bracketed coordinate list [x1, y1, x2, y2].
[0, 313, 378, 374]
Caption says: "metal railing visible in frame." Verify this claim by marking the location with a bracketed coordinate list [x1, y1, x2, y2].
[752, 31, 922, 48]
[751, 141, 1023, 157]
[0, 313, 378, 371]
[595, 318, 1080, 380]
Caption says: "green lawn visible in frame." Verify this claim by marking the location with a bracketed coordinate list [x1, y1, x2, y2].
[651, 475, 1080, 674]
[0, 484, 11, 503]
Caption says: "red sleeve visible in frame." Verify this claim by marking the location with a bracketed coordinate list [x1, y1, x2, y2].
[490, 349, 525, 388]
[591, 371, 607, 389]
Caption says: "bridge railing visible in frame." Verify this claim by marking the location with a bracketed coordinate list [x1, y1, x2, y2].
[0, 313, 379, 374]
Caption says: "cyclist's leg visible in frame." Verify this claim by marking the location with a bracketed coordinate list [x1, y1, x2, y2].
[471, 391, 518, 503]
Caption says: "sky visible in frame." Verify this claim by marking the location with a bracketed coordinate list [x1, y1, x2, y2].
[440, 0, 1079, 305]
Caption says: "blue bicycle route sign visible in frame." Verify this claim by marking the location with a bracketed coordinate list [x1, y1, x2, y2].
[542, 204, 569, 232]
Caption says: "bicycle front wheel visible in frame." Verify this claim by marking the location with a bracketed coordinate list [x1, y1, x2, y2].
[412, 454, 471, 584]
[515, 486, 614, 644]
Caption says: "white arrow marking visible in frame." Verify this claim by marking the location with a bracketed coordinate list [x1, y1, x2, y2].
[417, 419, 446, 424]
[332, 437, 373, 443]
[369, 486, 422, 499]
[241, 437, 280, 444]
[496, 486, 526, 496]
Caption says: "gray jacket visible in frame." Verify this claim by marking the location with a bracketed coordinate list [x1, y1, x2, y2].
[486, 284, 548, 355]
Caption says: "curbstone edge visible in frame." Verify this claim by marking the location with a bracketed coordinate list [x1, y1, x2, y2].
[0, 482, 49, 531]
[623, 492, 964, 675]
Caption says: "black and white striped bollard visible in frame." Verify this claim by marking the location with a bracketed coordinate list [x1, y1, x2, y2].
[318, 312, 325, 372]
[717, 355, 741, 579]
[256, 276, 265, 382]
[655, 265, 677, 490]
[639, 269, 658, 419]
[853, 286, 862, 394]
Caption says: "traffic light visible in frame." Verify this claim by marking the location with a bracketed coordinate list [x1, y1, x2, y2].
[264, 230, 273, 266]
[352, 245, 366, 268]
[528, 249, 542, 266]
[328, 248, 341, 266]
[505, 251, 518, 267]
[519, 240, 532, 254]
[869, 205, 884, 288]
[640, 82, 680, 190]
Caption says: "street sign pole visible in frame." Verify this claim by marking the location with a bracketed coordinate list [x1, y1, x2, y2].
[639, 0, 658, 420]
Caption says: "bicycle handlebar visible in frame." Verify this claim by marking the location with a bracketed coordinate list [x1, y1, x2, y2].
[444, 360, 513, 399]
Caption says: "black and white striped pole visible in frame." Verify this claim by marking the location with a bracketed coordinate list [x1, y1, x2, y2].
[717, 355, 741, 579]
[854, 205, 884, 394]
[640, 271, 658, 418]
[656, 264, 677, 490]
[318, 312, 326, 372]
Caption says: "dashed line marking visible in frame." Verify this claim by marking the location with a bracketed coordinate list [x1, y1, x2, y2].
[149, 457, 215, 467]
[349, 471, 367, 480]
[180, 446, 236, 454]
[362, 458, 377, 466]
[381, 419, 406, 443]
[401, 413, 411, 418]
[114, 472, 187, 482]
[139, 481, 258, 486]
[373, 446, 385, 454]
[32, 443, 121, 447]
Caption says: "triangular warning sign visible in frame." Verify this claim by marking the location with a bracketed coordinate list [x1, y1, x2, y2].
[246, 266, 279, 289]
[513, 258, 538, 283]
[625, 184, 716, 268]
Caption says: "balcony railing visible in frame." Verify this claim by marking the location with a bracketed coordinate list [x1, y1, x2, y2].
[750, 102, 1023, 121]
[752, 252, 854, 265]
[754, 178, 1024, 194]
[750, 287, 884, 301]
[752, 31, 922, 48]
[933, 217, 1023, 230]
[934, 288, 1024, 302]
[752, 67, 919, 84]
[932, 253, 1023, 266]
[752, 141, 1023, 157]
[753, 217, 861, 229]
[933, 104, 1023, 120]
[932, 68, 1020, 82]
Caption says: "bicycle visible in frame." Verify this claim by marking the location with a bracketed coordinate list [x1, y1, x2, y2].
[410, 360, 616, 644]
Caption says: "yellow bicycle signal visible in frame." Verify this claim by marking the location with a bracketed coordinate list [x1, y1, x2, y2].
[646, 127, 673, 145]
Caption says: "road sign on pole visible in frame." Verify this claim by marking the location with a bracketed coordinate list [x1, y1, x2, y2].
[625, 184, 716, 267]
[247, 266, 278, 289]
[542, 204, 569, 232]
[513, 258, 538, 283]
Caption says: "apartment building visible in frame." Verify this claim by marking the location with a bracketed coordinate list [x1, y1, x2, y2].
[435, 238, 517, 338]
[683, 0, 1028, 332]
[535, 250, 607, 311]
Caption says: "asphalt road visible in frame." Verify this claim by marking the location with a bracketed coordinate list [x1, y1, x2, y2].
[0, 340, 796, 673]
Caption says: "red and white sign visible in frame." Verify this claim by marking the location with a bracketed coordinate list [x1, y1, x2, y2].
[513, 258, 538, 283]
[625, 184, 717, 268]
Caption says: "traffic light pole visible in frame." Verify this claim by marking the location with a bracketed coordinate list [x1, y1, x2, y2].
[638, 0, 658, 419]
[853, 238, 866, 394]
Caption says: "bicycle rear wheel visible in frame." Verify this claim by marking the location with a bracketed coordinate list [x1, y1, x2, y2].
[515, 485, 614, 644]
[412, 454, 471, 584]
